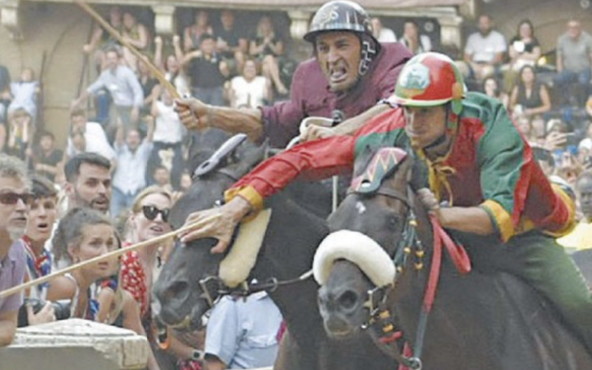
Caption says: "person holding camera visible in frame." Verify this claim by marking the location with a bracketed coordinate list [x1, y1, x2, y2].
[0, 154, 30, 347]
[18, 175, 58, 327]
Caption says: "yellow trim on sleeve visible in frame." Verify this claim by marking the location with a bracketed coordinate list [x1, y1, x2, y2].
[224, 185, 264, 212]
[480, 199, 515, 242]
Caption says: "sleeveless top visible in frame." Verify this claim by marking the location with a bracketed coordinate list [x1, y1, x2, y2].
[64, 273, 99, 321]
[516, 82, 545, 109]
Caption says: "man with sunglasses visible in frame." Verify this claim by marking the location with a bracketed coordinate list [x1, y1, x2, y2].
[64, 152, 112, 214]
[0, 154, 31, 347]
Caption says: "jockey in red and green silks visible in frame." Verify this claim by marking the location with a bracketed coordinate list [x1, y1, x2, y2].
[186, 53, 592, 355]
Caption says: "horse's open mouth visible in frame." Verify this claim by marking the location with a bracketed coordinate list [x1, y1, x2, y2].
[323, 316, 357, 339]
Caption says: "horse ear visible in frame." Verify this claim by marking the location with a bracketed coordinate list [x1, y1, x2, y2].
[229, 143, 266, 179]
[353, 144, 375, 178]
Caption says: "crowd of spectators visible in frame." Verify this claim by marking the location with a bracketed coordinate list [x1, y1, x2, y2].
[456, 15, 592, 246]
[1, 4, 592, 370]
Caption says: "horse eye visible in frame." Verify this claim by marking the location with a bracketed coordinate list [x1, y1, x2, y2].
[388, 216, 399, 228]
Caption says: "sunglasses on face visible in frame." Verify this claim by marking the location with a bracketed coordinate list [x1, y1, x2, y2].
[0, 191, 34, 206]
[142, 205, 170, 222]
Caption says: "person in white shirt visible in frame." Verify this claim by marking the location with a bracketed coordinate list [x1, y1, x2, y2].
[399, 19, 432, 55]
[72, 48, 144, 132]
[228, 59, 271, 109]
[463, 14, 507, 82]
[149, 87, 185, 189]
[110, 119, 154, 219]
[371, 17, 396, 43]
[65, 109, 116, 164]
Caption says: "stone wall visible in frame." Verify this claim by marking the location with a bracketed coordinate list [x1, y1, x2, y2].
[0, 318, 149, 370]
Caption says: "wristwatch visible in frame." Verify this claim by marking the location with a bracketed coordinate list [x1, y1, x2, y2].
[191, 349, 204, 361]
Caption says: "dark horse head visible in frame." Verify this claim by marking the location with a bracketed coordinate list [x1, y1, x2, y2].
[315, 147, 425, 338]
[153, 133, 266, 330]
[315, 147, 592, 369]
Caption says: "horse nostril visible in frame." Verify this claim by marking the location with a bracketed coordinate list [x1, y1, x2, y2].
[164, 280, 190, 301]
[337, 290, 359, 311]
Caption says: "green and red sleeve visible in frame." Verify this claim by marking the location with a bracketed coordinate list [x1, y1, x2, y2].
[469, 97, 575, 242]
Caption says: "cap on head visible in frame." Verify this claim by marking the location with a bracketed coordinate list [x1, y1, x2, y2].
[392, 52, 465, 115]
[303, 0, 375, 43]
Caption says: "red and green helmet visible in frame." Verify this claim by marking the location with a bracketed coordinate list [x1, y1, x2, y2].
[392, 52, 465, 115]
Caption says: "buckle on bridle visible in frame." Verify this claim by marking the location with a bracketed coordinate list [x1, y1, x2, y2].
[362, 284, 393, 325]
[198, 276, 222, 307]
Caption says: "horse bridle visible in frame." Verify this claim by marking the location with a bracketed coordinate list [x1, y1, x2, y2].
[347, 184, 425, 370]
[193, 168, 315, 311]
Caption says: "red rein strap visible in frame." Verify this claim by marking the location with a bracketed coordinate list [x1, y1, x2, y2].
[424, 214, 471, 311]
[398, 216, 472, 370]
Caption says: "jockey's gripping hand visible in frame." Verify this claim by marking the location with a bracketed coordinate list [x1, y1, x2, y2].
[417, 187, 448, 225]
[179, 196, 253, 254]
[300, 124, 336, 143]
[174, 98, 208, 130]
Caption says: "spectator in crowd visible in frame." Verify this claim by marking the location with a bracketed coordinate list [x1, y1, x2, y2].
[5, 108, 32, 160]
[19, 175, 57, 327]
[121, 186, 172, 321]
[371, 17, 396, 43]
[558, 171, 592, 252]
[532, 145, 556, 177]
[463, 14, 507, 83]
[176, 0, 412, 149]
[183, 9, 214, 53]
[151, 165, 173, 193]
[31, 131, 62, 182]
[121, 10, 150, 72]
[73, 48, 144, 133]
[149, 87, 185, 189]
[154, 35, 190, 96]
[228, 59, 271, 109]
[110, 119, 154, 219]
[204, 291, 283, 370]
[577, 123, 592, 161]
[179, 171, 192, 193]
[0, 154, 30, 347]
[554, 19, 592, 107]
[83, 5, 124, 71]
[503, 19, 541, 92]
[63, 152, 112, 214]
[182, 33, 229, 106]
[8, 67, 40, 124]
[249, 15, 288, 96]
[509, 65, 551, 118]
[399, 19, 432, 55]
[65, 109, 115, 164]
[215, 10, 248, 75]
[482, 76, 509, 109]
[47, 207, 159, 369]
[22, 175, 57, 300]
[0, 64, 12, 124]
[137, 56, 159, 120]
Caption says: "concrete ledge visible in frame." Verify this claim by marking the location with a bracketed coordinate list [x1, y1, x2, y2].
[0, 318, 149, 370]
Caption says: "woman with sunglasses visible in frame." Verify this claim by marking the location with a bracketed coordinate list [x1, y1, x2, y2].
[120, 186, 172, 320]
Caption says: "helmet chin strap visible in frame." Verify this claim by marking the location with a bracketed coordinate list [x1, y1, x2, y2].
[359, 35, 379, 76]
[423, 104, 455, 152]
